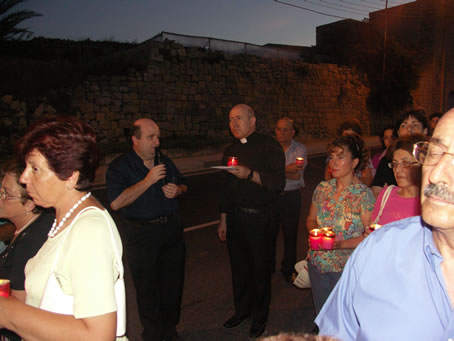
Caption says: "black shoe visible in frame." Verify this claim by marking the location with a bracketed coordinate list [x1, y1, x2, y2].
[223, 314, 250, 328]
[249, 321, 266, 339]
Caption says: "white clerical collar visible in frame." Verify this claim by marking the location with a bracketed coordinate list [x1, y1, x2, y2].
[240, 138, 247, 144]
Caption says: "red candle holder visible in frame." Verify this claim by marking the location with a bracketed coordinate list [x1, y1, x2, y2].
[309, 229, 322, 250]
[296, 157, 305, 168]
[0, 279, 10, 297]
[227, 156, 238, 167]
[321, 230, 336, 250]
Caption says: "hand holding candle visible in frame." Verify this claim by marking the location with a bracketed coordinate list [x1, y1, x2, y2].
[296, 157, 305, 168]
[227, 156, 238, 167]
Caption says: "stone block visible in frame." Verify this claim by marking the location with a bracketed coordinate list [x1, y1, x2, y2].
[96, 97, 111, 106]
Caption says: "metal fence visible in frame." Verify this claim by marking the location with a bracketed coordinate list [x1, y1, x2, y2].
[151, 31, 302, 60]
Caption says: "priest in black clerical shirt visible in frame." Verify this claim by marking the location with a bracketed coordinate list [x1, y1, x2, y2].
[217, 104, 286, 339]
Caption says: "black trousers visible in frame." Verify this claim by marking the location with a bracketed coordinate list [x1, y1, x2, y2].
[270, 189, 302, 275]
[124, 215, 185, 341]
[226, 208, 273, 326]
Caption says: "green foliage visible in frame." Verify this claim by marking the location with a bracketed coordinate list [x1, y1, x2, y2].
[352, 26, 419, 117]
[0, 0, 41, 40]
[315, 21, 420, 118]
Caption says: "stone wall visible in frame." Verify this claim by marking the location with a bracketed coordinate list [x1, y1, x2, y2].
[0, 40, 370, 155]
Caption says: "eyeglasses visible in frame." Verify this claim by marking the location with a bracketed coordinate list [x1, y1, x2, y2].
[413, 141, 454, 166]
[0, 191, 22, 201]
[388, 160, 419, 169]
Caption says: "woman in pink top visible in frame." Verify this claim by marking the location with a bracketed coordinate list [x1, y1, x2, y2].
[370, 134, 429, 226]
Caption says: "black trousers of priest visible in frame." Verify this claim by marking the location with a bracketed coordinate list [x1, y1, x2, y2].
[226, 208, 273, 327]
[124, 215, 186, 341]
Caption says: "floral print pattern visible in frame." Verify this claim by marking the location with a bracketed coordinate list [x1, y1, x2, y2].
[308, 179, 375, 273]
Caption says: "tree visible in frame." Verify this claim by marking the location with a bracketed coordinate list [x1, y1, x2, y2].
[315, 21, 420, 124]
[0, 0, 41, 40]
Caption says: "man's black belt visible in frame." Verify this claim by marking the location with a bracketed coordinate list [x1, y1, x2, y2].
[126, 215, 171, 225]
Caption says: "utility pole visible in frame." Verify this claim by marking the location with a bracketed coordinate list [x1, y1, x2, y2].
[382, 0, 389, 81]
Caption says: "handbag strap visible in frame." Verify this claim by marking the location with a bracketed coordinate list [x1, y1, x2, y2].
[49, 206, 123, 279]
[372, 185, 395, 224]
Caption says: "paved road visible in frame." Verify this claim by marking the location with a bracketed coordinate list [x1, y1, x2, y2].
[93, 154, 327, 340]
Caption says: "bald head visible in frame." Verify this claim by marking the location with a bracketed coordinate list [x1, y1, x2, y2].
[132, 118, 160, 161]
[275, 117, 295, 147]
[229, 104, 256, 140]
[230, 104, 255, 118]
[133, 118, 158, 139]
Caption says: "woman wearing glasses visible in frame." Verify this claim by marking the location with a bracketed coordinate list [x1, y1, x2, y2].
[0, 160, 53, 301]
[0, 160, 53, 341]
[370, 134, 429, 226]
[306, 134, 375, 314]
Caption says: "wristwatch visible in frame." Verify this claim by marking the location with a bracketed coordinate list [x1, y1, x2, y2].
[247, 169, 254, 181]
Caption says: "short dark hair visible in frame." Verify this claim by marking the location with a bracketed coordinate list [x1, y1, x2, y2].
[16, 116, 99, 191]
[394, 109, 428, 135]
[132, 123, 142, 139]
[328, 134, 369, 171]
[337, 119, 363, 136]
[389, 133, 429, 159]
[379, 125, 395, 149]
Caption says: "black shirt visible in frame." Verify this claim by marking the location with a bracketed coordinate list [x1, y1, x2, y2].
[219, 132, 286, 212]
[106, 149, 185, 220]
[371, 156, 397, 188]
[0, 212, 53, 290]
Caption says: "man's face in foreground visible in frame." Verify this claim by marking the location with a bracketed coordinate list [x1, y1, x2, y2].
[421, 110, 454, 229]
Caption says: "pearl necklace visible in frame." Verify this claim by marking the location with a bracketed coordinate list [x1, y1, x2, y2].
[48, 192, 92, 238]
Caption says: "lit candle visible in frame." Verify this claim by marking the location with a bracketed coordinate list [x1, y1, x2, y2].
[227, 156, 238, 166]
[321, 230, 336, 250]
[369, 224, 382, 233]
[296, 157, 305, 168]
[0, 279, 10, 297]
[309, 229, 322, 250]
[321, 227, 333, 235]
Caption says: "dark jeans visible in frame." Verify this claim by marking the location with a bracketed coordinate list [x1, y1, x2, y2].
[226, 208, 273, 327]
[124, 215, 186, 341]
[308, 260, 342, 315]
[271, 189, 302, 275]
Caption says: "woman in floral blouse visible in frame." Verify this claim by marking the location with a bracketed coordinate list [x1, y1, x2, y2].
[306, 134, 375, 314]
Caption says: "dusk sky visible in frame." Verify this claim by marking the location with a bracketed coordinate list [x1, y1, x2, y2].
[18, 0, 415, 47]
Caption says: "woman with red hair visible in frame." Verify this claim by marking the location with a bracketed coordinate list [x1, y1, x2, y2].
[0, 117, 127, 340]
